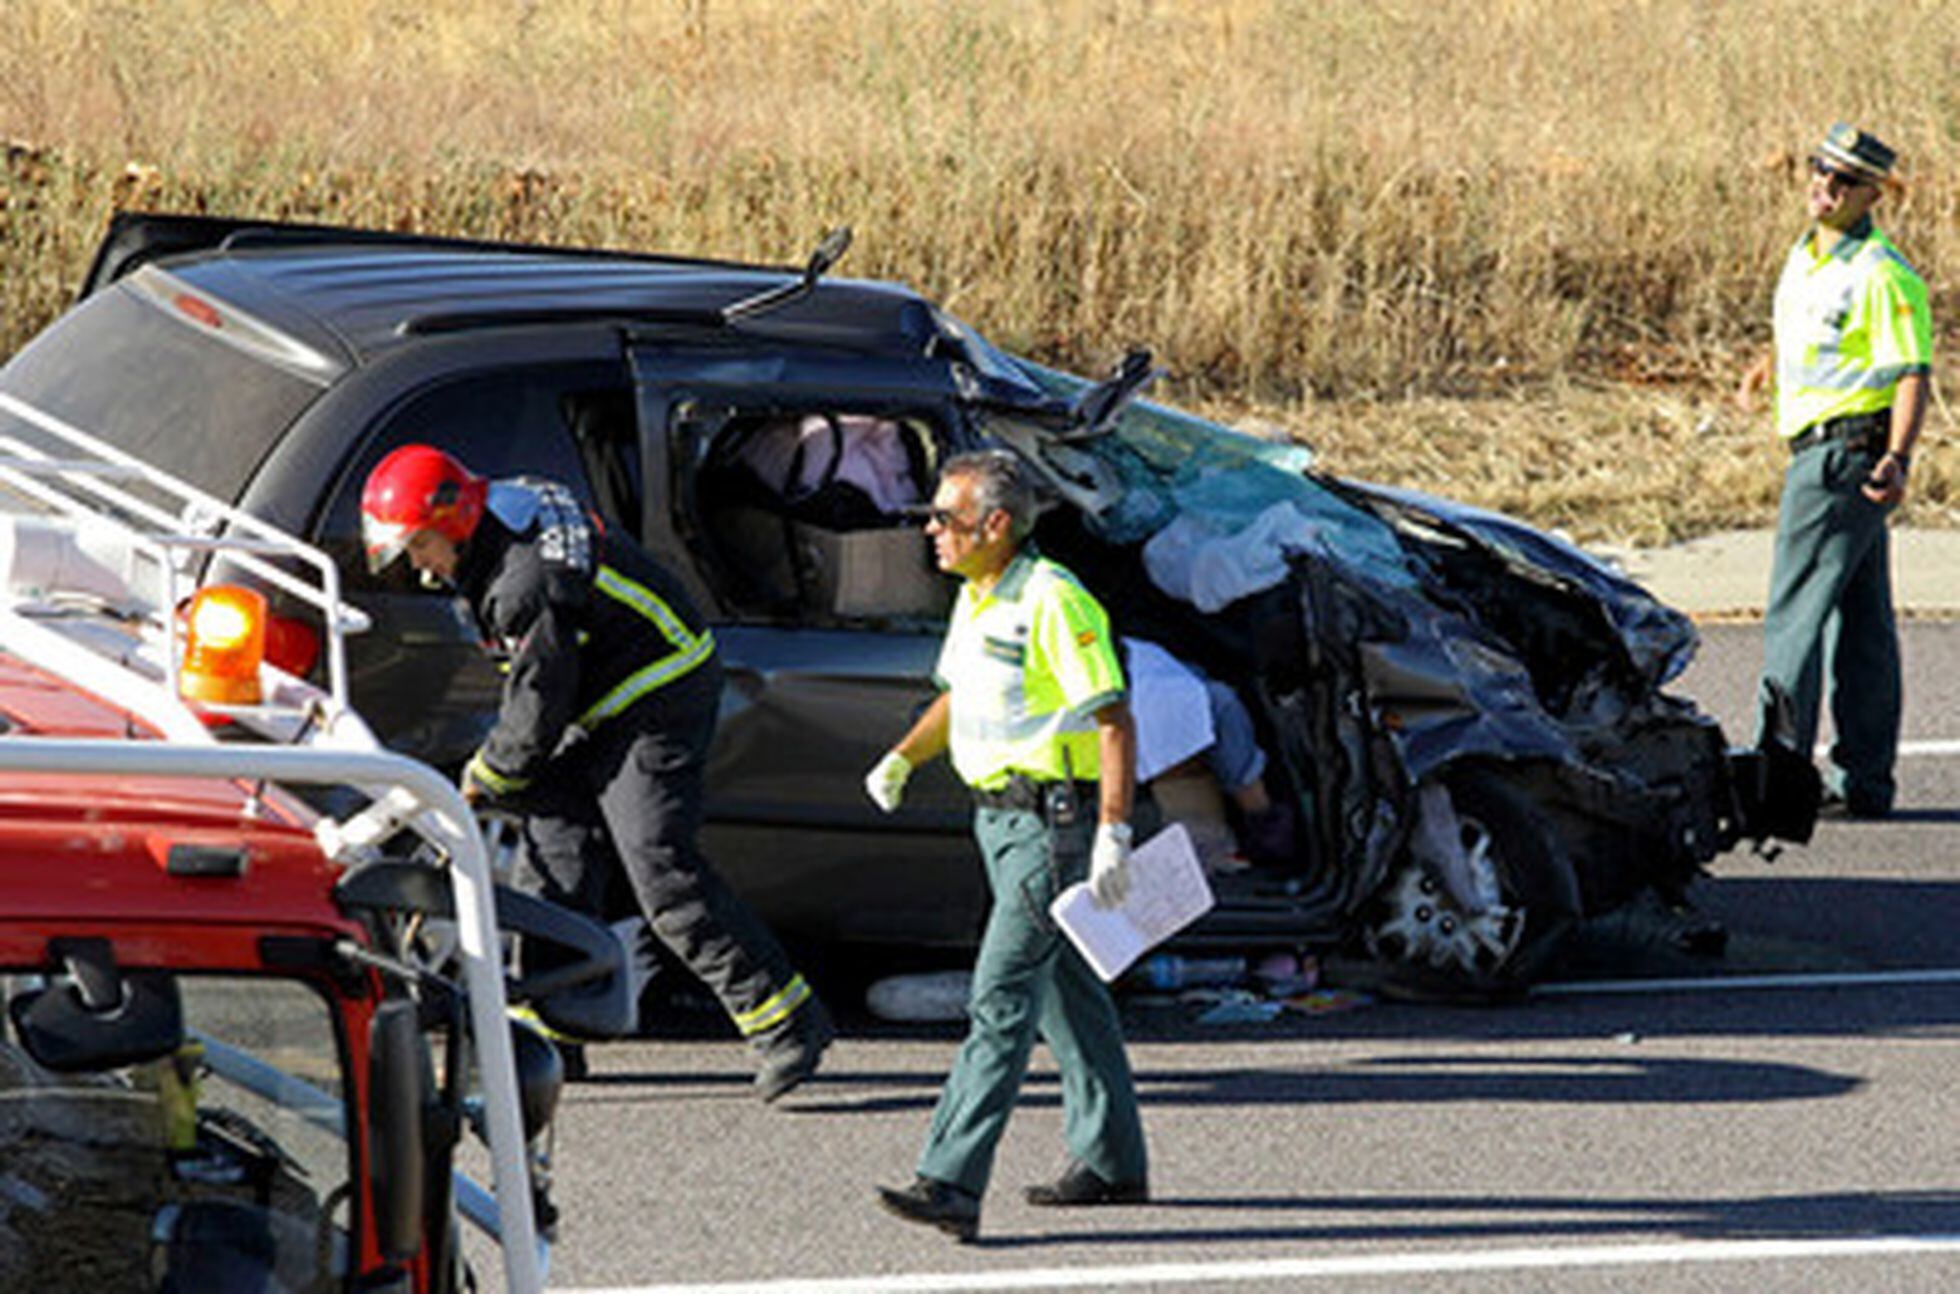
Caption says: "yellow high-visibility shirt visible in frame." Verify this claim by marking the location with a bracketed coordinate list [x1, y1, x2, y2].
[1773, 219, 1933, 439]
[934, 551, 1125, 792]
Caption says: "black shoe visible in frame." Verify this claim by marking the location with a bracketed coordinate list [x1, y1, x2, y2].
[754, 1001, 836, 1104]
[1024, 1160, 1148, 1206]
[876, 1176, 980, 1241]
[1818, 787, 1893, 821]
[557, 1041, 589, 1083]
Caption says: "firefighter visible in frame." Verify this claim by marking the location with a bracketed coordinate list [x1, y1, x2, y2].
[863, 449, 1148, 1241]
[361, 444, 833, 1100]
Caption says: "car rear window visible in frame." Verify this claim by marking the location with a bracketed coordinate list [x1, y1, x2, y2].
[0, 283, 324, 503]
[316, 368, 612, 593]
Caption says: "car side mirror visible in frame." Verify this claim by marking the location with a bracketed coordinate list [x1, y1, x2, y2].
[1064, 346, 1160, 440]
[8, 939, 184, 1072]
[367, 998, 428, 1262]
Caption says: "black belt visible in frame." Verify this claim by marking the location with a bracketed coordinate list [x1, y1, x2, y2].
[972, 776, 1099, 812]
[1789, 409, 1888, 456]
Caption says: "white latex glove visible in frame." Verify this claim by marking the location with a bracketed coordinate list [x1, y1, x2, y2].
[1089, 822, 1134, 908]
[864, 750, 913, 813]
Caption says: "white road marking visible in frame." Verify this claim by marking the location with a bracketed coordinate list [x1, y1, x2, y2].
[1533, 966, 1960, 997]
[1857, 738, 1960, 759]
[563, 1234, 1960, 1293]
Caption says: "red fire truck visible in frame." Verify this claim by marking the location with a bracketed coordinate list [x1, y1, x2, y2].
[0, 396, 629, 1292]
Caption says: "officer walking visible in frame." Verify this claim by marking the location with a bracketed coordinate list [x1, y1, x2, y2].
[864, 450, 1147, 1241]
[361, 444, 833, 1099]
[1736, 122, 1934, 818]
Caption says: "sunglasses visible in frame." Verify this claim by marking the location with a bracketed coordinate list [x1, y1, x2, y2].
[1808, 156, 1874, 189]
[920, 505, 994, 532]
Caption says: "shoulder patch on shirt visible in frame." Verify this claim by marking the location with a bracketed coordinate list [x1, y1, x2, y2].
[1076, 629, 1099, 649]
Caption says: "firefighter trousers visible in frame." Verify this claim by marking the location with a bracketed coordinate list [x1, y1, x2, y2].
[517, 666, 823, 1050]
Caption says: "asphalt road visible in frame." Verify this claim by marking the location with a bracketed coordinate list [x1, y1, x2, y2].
[520, 622, 1960, 1294]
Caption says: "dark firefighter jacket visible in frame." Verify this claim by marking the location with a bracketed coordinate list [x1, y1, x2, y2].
[452, 478, 717, 794]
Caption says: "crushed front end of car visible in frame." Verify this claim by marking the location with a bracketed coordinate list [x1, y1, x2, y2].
[986, 358, 1819, 992]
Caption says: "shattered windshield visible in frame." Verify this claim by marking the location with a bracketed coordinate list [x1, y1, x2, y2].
[994, 359, 1422, 598]
[987, 358, 1693, 688]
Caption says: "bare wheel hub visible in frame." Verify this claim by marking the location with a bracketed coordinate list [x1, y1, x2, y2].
[1363, 809, 1524, 977]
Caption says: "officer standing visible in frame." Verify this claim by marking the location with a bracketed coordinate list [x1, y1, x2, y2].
[361, 444, 833, 1099]
[864, 450, 1147, 1241]
[1736, 123, 1934, 818]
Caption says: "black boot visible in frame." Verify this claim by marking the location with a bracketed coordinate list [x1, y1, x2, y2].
[876, 1176, 980, 1241]
[1024, 1160, 1148, 1206]
[754, 997, 835, 1103]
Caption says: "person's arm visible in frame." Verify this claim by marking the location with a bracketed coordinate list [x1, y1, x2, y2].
[465, 554, 583, 800]
[864, 691, 950, 812]
[892, 692, 952, 769]
[1734, 348, 1775, 414]
[1860, 261, 1934, 506]
[1092, 698, 1136, 826]
[469, 598, 581, 798]
[1087, 698, 1138, 907]
[1863, 371, 1930, 505]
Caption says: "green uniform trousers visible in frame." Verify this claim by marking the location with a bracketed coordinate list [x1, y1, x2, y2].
[1759, 437, 1900, 811]
[916, 805, 1148, 1196]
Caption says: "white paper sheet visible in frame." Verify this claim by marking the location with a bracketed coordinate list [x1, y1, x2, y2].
[1049, 823, 1215, 982]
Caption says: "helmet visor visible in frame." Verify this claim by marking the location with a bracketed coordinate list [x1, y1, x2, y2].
[361, 516, 413, 574]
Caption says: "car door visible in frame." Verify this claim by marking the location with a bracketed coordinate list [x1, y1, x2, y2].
[628, 344, 990, 948]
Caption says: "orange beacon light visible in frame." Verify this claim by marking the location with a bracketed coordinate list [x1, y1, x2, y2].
[179, 585, 267, 706]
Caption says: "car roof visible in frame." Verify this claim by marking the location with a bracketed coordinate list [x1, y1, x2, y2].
[100, 215, 952, 367]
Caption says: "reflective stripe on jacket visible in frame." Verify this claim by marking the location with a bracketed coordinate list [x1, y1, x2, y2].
[577, 566, 716, 728]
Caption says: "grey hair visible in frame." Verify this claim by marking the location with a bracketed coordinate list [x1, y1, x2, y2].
[941, 449, 1037, 541]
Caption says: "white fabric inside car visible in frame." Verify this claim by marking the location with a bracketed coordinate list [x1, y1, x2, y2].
[733, 414, 921, 515]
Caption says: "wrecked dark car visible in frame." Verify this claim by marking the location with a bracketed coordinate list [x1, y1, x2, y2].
[0, 213, 1818, 993]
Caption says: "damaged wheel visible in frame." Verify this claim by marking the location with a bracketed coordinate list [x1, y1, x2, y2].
[1361, 764, 1578, 993]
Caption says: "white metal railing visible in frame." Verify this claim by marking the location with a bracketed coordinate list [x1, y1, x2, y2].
[0, 390, 365, 719]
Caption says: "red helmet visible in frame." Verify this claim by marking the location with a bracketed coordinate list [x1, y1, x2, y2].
[360, 444, 487, 572]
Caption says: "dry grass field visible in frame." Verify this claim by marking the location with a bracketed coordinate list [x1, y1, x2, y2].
[2, 0, 1953, 543]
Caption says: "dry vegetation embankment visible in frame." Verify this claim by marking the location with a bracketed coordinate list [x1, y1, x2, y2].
[2, 0, 1955, 543]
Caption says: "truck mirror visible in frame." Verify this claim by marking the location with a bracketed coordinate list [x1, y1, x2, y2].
[335, 863, 636, 1040]
[367, 999, 428, 1262]
[9, 943, 184, 1073]
[334, 860, 451, 916]
[509, 1018, 565, 1140]
[499, 887, 635, 1041]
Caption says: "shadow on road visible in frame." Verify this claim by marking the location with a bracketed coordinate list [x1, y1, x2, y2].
[1872, 808, 1960, 824]
[603, 1050, 1860, 1116]
[1697, 876, 1960, 972]
[966, 1188, 1960, 1250]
